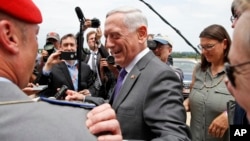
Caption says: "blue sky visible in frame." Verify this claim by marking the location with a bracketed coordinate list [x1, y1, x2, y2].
[33, 0, 233, 52]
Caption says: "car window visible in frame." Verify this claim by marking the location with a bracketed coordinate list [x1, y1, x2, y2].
[173, 60, 196, 73]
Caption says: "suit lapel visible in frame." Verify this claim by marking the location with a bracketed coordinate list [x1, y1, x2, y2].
[112, 51, 155, 110]
[59, 62, 74, 89]
[112, 68, 140, 109]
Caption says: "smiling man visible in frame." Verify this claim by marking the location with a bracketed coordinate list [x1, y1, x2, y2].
[67, 6, 192, 141]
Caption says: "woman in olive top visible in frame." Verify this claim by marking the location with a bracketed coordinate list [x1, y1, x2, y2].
[184, 24, 234, 141]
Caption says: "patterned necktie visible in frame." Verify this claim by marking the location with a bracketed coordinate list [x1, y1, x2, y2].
[113, 68, 127, 101]
[67, 64, 78, 91]
[92, 52, 102, 89]
[92, 53, 97, 73]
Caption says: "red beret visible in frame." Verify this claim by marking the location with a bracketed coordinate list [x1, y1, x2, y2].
[0, 0, 42, 24]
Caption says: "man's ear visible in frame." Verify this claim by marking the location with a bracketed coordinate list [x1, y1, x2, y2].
[137, 25, 147, 43]
[0, 20, 19, 54]
[168, 46, 173, 54]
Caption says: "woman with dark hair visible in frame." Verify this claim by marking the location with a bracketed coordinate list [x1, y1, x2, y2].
[183, 24, 234, 141]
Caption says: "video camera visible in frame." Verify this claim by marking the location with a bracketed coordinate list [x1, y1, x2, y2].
[43, 41, 55, 62]
[90, 18, 100, 28]
[98, 45, 115, 65]
[147, 40, 158, 50]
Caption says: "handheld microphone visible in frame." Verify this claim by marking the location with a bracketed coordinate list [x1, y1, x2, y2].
[54, 85, 68, 100]
[75, 6, 85, 22]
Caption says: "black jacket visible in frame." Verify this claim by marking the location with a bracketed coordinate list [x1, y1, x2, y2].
[37, 61, 96, 99]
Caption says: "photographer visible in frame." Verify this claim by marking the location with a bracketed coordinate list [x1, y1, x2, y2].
[46, 32, 60, 50]
[83, 27, 118, 100]
[37, 33, 96, 99]
[35, 32, 59, 73]
[148, 34, 184, 82]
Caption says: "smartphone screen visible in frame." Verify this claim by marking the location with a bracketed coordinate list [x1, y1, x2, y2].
[32, 85, 48, 91]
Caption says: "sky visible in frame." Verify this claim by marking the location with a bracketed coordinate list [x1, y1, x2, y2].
[33, 0, 234, 52]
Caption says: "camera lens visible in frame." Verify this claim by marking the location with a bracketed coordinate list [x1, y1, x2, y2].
[107, 56, 115, 65]
[91, 18, 100, 28]
[147, 40, 157, 50]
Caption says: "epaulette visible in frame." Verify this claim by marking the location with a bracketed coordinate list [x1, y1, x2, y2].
[39, 97, 96, 109]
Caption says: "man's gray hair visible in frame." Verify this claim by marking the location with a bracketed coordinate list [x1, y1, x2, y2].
[106, 6, 148, 32]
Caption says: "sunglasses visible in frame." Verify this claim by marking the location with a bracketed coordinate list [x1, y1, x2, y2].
[224, 61, 250, 87]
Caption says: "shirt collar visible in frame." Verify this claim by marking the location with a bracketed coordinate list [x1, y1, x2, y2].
[64, 60, 78, 68]
[125, 48, 150, 73]
[0, 77, 12, 83]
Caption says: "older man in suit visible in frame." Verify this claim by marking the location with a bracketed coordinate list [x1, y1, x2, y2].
[66, 6, 192, 141]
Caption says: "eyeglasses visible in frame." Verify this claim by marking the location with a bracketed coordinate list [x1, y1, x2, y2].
[230, 15, 237, 23]
[230, 14, 240, 23]
[224, 61, 250, 87]
[197, 42, 219, 51]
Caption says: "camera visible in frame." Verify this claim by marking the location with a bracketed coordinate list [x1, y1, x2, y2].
[43, 41, 55, 62]
[90, 18, 100, 28]
[60, 52, 77, 60]
[147, 40, 158, 50]
[98, 45, 115, 65]
[106, 56, 115, 65]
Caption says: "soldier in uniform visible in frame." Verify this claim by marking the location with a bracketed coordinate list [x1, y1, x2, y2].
[0, 0, 122, 141]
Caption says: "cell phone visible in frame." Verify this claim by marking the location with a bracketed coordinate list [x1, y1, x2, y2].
[60, 52, 77, 60]
[31, 85, 48, 91]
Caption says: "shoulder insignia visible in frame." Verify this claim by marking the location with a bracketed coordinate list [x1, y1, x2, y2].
[39, 97, 96, 109]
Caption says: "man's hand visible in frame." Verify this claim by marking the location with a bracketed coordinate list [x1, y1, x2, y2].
[86, 103, 123, 141]
[43, 51, 62, 72]
[78, 89, 91, 96]
[95, 27, 102, 41]
[22, 83, 39, 95]
[41, 49, 48, 57]
[65, 90, 85, 101]
[82, 19, 92, 31]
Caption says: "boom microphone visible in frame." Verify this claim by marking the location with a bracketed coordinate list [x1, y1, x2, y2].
[75, 6, 85, 22]
[75, 6, 85, 91]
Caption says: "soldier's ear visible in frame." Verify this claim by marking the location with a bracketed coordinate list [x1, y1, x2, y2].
[0, 20, 19, 54]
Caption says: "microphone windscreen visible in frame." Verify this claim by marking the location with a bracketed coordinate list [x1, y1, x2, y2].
[75, 7, 84, 21]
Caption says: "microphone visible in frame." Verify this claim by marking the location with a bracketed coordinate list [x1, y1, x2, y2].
[54, 85, 68, 100]
[75, 6, 85, 22]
